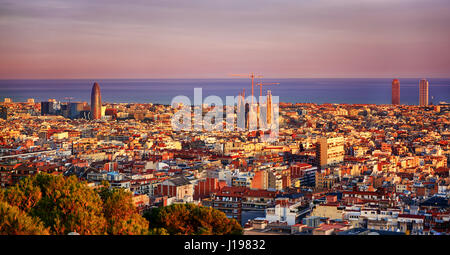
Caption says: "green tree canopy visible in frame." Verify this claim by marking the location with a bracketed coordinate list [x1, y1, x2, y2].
[4, 177, 42, 213]
[0, 201, 49, 235]
[29, 174, 107, 235]
[1, 173, 241, 236]
[144, 203, 243, 235]
[99, 188, 149, 235]
[0, 173, 148, 235]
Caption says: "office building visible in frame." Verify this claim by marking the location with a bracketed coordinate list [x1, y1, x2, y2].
[316, 137, 345, 169]
[392, 79, 400, 105]
[91, 82, 102, 120]
[69, 102, 88, 119]
[419, 79, 429, 106]
[41, 101, 61, 116]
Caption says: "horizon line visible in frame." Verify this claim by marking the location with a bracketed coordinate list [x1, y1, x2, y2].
[1, 76, 450, 80]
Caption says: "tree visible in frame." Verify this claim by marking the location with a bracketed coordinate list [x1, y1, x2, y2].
[144, 203, 243, 235]
[99, 188, 149, 235]
[29, 174, 107, 235]
[148, 227, 169, 235]
[0, 201, 49, 235]
[4, 177, 42, 213]
[1, 173, 152, 235]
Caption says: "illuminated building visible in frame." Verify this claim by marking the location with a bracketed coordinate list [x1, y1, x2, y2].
[316, 137, 345, 170]
[419, 79, 429, 106]
[90, 82, 102, 120]
[392, 79, 400, 105]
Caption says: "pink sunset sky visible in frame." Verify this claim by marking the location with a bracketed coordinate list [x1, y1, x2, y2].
[0, 0, 449, 79]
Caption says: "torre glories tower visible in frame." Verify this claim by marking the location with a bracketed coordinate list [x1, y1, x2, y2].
[90, 82, 102, 120]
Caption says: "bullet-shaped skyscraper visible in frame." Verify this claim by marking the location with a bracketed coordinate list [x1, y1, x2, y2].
[91, 82, 102, 120]
[419, 79, 429, 106]
[391, 79, 400, 105]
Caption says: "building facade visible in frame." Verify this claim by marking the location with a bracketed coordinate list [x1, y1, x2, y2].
[91, 82, 102, 120]
[316, 137, 345, 169]
[419, 79, 429, 106]
[392, 79, 400, 105]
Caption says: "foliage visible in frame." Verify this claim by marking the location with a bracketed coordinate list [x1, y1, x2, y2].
[144, 203, 243, 235]
[99, 188, 149, 235]
[148, 227, 169, 235]
[0, 201, 49, 235]
[35, 174, 107, 234]
[1, 173, 241, 236]
[4, 177, 42, 213]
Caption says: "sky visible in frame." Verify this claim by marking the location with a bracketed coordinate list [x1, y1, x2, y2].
[0, 0, 449, 79]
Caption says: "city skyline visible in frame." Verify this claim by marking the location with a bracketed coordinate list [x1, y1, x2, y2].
[0, 0, 449, 79]
[0, 0, 449, 238]
[1, 77, 447, 106]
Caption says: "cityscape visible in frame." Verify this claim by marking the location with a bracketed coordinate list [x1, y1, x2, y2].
[0, 77, 449, 235]
[0, 0, 449, 238]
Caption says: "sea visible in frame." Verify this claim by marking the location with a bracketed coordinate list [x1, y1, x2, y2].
[0, 78, 449, 105]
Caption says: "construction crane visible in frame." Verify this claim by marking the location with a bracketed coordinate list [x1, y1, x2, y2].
[256, 82, 280, 97]
[229, 73, 263, 105]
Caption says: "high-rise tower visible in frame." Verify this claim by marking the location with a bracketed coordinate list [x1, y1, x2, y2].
[419, 79, 429, 106]
[391, 79, 400, 105]
[267, 90, 272, 125]
[91, 82, 102, 120]
[316, 137, 344, 170]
